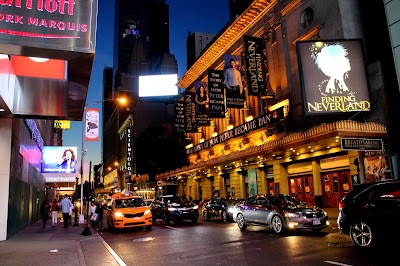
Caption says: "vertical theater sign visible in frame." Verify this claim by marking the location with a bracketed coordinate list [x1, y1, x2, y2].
[297, 39, 371, 115]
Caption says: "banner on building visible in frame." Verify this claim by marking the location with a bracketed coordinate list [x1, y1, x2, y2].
[174, 95, 185, 133]
[223, 54, 245, 108]
[85, 108, 99, 141]
[186, 107, 284, 155]
[297, 39, 371, 115]
[208, 69, 226, 118]
[184, 92, 198, 133]
[194, 81, 210, 126]
[243, 36, 267, 96]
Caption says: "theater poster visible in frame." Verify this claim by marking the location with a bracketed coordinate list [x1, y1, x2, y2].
[184, 91, 197, 133]
[208, 69, 226, 118]
[243, 36, 266, 96]
[194, 81, 210, 126]
[223, 54, 245, 108]
[297, 39, 371, 116]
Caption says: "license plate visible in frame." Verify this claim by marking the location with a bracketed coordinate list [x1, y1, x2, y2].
[313, 218, 321, 225]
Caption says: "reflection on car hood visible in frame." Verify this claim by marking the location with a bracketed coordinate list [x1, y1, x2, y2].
[283, 205, 321, 213]
[169, 203, 196, 209]
[120, 206, 149, 214]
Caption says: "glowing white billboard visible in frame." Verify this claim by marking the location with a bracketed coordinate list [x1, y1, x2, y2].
[138, 74, 178, 97]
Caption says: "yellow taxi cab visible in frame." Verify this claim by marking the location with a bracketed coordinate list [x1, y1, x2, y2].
[106, 190, 152, 231]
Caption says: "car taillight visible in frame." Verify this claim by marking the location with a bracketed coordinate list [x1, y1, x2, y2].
[338, 201, 344, 211]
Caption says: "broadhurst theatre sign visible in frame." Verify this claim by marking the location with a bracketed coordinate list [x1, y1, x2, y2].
[186, 107, 284, 155]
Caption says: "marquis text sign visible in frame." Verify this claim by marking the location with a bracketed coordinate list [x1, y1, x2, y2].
[0, 0, 97, 53]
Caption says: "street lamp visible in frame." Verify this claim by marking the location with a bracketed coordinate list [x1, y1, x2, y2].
[79, 97, 126, 224]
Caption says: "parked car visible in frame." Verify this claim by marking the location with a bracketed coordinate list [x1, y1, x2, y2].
[337, 179, 400, 248]
[232, 194, 329, 234]
[203, 197, 241, 222]
[150, 195, 199, 225]
[106, 191, 152, 231]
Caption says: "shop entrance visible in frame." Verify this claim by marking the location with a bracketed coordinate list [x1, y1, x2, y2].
[321, 170, 352, 208]
[288, 175, 315, 206]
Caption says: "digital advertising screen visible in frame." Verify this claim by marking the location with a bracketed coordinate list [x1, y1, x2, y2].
[41, 146, 78, 174]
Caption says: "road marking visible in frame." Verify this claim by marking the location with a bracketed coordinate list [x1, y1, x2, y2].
[165, 226, 184, 230]
[132, 237, 155, 242]
[97, 233, 127, 266]
[324, 261, 353, 266]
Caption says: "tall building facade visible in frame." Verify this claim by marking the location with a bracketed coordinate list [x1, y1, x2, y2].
[101, 0, 180, 197]
[186, 31, 216, 69]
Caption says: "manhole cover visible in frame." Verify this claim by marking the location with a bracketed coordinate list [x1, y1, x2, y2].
[328, 242, 353, 247]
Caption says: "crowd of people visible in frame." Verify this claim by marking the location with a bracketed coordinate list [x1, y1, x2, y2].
[40, 196, 104, 229]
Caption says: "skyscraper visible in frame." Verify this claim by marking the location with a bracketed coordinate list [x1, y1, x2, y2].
[101, 0, 179, 191]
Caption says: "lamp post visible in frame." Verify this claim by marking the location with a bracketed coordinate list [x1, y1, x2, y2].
[79, 97, 126, 225]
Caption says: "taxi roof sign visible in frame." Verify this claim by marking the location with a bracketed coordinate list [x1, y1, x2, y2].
[54, 120, 71, 129]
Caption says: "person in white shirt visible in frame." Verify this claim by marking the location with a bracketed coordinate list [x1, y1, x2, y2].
[59, 195, 72, 228]
[224, 58, 243, 97]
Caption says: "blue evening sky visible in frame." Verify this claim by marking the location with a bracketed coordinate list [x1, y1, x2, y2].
[63, 0, 230, 168]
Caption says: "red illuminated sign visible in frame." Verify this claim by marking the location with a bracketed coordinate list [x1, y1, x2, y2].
[0, 0, 97, 53]
[11, 55, 66, 79]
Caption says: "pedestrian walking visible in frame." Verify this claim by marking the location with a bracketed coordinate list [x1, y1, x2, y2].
[90, 202, 98, 228]
[69, 199, 73, 226]
[95, 202, 104, 230]
[40, 200, 50, 228]
[59, 195, 73, 228]
[50, 199, 59, 227]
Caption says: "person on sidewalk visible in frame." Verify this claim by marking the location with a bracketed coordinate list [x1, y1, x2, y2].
[95, 202, 104, 230]
[90, 202, 98, 228]
[50, 199, 59, 227]
[69, 198, 73, 226]
[40, 200, 50, 228]
[59, 195, 73, 228]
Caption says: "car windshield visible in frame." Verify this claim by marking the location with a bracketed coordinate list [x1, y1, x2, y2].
[268, 195, 305, 206]
[115, 198, 145, 208]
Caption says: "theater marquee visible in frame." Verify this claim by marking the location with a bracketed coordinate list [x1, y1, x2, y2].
[0, 0, 97, 53]
[297, 39, 371, 116]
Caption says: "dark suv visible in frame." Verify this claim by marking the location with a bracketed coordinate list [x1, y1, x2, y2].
[337, 179, 400, 248]
[150, 195, 199, 225]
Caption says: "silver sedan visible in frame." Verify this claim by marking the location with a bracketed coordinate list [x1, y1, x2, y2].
[232, 194, 329, 234]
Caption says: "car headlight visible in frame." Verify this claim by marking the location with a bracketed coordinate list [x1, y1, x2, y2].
[144, 209, 151, 215]
[192, 205, 198, 210]
[168, 207, 177, 211]
[227, 208, 234, 213]
[284, 211, 300, 218]
[114, 212, 124, 218]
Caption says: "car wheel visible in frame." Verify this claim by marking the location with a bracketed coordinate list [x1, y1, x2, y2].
[191, 217, 198, 224]
[145, 225, 152, 231]
[350, 221, 373, 248]
[271, 215, 284, 234]
[204, 211, 210, 221]
[221, 211, 227, 223]
[236, 213, 247, 230]
[163, 214, 171, 225]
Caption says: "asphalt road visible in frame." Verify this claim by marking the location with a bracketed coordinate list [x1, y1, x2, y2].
[99, 217, 395, 266]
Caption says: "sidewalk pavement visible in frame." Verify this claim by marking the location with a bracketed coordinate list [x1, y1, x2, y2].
[0, 213, 123, 266]
[0, 208, 339, 266]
